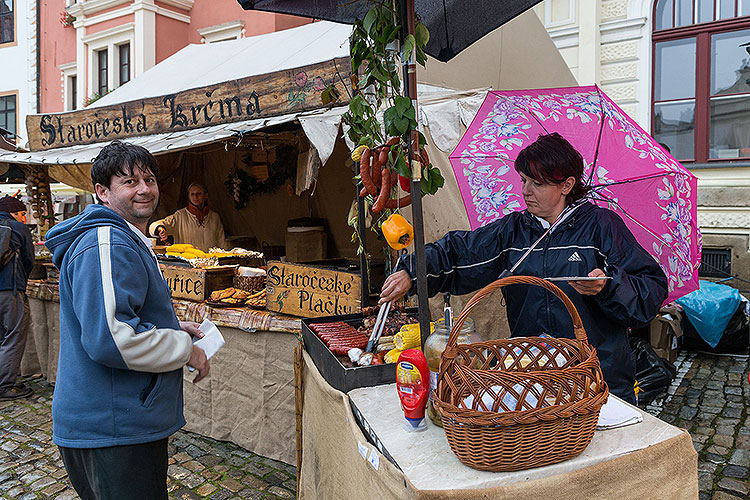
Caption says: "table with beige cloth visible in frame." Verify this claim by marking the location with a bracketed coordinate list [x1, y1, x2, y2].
[299, 351, 699, 500]
[20, 280, 301, 465]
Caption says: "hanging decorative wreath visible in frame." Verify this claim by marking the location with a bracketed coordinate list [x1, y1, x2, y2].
[225, 145, 297, 209]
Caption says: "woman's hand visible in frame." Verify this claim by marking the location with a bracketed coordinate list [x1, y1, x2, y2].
[180, 321, 204, 339]
[379, 270, 412, 304]
[568, 268, 608, 296]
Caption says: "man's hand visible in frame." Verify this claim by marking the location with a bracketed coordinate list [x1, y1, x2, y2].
[187, 345, 210, 383]
[568, 268, 608, 296]
[379, 270, 412, 304]
[180, 321, 204, 339]
[156, 226, 168, 240]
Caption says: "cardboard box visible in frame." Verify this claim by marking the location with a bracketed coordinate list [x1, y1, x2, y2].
[160, 264, 235, 302]
[649, 306, 683, 363]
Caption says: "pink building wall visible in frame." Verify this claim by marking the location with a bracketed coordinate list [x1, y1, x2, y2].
[39, 0, 77, 113]
[155, 16, 189, 65]
[39, 1, 312, 114]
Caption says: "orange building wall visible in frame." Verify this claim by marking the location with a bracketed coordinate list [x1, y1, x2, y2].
[85, 14, 135, 35]
[156, 16, 190, 64]
[187, 0, 310, 43]
[39, 0, 77, 113]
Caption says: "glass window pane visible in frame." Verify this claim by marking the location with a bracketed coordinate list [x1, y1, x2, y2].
[654, 101, 695, 160]
[697, 0, 713, 23]
[718, 0, 734, 19]
[6, 110, 14, 134]
[742, 0, 750, 16]
[710, 95, 750, 158]
[655, 0, 674, 30]
[655, 39, 696, 101]
[675, 0, 693, 26]
[711, 29, 750, 95]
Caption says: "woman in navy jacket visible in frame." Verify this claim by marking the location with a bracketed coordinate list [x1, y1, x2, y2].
[380, 133, 668, 403]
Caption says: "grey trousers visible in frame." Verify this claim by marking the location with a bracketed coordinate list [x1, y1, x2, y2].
[0, 291, 30, 391]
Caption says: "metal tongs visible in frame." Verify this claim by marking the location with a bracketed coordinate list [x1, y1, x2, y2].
[365, 301, 392, 353]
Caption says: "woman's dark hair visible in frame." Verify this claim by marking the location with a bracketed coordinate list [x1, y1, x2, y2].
[91, 140, 159, 190]
[514, 132, 588, 204]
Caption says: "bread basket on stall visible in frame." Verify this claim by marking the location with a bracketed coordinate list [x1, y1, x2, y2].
[432, 275, 609, 472]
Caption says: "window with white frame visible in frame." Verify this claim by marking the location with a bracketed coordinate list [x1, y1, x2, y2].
[197, 20, 245, 43]
[59, 61, 77, 111]
[82, 23, 134, 103]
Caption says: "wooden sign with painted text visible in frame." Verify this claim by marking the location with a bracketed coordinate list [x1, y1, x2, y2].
[161, 265, 234, 302]
[265, 261, 361, 318]
[26, 57, 351, 151]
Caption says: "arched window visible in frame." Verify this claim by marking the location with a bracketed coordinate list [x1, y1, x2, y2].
[652, 0, 750, 163]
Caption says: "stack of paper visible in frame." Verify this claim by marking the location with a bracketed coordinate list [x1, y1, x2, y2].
[597, 397, 643, 430]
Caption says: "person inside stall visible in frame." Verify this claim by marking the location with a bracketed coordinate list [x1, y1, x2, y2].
[379, 133, 668, 404]
[149, 182, 228, 251]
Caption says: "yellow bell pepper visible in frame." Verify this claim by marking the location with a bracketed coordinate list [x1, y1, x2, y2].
[381, 213, 414, 250]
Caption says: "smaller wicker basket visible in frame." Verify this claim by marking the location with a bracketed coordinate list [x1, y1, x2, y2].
[433, 275, 609, 472]
[233, 275, 266, 292]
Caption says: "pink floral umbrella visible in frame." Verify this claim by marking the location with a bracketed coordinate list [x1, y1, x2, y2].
[449, 85, 700, 304]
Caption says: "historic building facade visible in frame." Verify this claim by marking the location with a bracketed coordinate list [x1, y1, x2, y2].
[536, 0, 750, 291]
[40, 0, 309, 113]
[0, 0, 38, 150]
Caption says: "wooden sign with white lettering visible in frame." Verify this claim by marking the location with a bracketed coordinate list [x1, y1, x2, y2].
[161, 265, 235, 302]
[265, 261, 361, 318]
[26, 57, 351, 151]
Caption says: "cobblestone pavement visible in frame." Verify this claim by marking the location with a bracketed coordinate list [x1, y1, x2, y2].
[0, 376, 296, 500]
[2, 350, 749, 499]
[643, 351, 750, 500]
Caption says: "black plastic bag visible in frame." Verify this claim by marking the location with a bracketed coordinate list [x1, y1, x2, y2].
[682, 305, 749, 354]
[629, 337, 676, 406]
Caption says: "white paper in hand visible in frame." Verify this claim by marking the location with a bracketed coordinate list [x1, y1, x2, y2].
[193, 319, 225, 361]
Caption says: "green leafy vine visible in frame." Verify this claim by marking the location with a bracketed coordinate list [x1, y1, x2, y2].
[342, 3, 444, 256]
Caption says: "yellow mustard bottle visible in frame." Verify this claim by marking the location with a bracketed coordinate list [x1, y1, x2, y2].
[424, 317, 478, 427]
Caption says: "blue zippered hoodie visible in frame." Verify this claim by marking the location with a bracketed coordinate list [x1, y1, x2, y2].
[45, 204, 193, 448]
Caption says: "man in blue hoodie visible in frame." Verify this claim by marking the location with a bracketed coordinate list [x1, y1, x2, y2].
[45, 140, 210, 500]
[0, 195, 34, 401]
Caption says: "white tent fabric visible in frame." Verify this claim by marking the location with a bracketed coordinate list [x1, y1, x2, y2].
[91, 21, 351, 107]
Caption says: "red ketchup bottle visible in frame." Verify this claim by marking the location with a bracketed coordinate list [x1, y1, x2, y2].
[396, 349, 429, 432]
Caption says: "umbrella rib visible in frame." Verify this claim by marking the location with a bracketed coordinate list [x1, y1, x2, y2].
[588, 172, 674, 190]
[587, 189, 694, 268]
[586, 86, 607, 187]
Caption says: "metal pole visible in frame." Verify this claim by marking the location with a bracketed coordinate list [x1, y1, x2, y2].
[399, 0, 431, 349]
[356, 182, 370, 307]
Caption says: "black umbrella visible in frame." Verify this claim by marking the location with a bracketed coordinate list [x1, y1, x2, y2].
[237, 0, 543, 62]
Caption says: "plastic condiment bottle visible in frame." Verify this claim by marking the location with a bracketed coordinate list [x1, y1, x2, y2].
[424, 317, 479, 427]
[396, 349, 429, 432]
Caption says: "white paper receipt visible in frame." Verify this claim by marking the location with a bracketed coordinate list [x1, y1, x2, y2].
[367, 449, 380, 470]
[189, 319, 226, 371]
[358, 442, 368, 460]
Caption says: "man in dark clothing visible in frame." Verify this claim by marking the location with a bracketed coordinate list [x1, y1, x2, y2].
[0, 195, 35, 400]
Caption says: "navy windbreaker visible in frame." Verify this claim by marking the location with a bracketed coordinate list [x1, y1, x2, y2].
[398, 201, 668, 403]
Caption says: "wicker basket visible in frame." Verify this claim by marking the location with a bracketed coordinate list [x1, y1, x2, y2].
[233, 275, 266, 292]
[432, 275, 609, 472]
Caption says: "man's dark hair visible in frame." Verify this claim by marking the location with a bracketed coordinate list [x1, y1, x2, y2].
[514, 132, 589, 205]
[91, 140, 159, 189]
